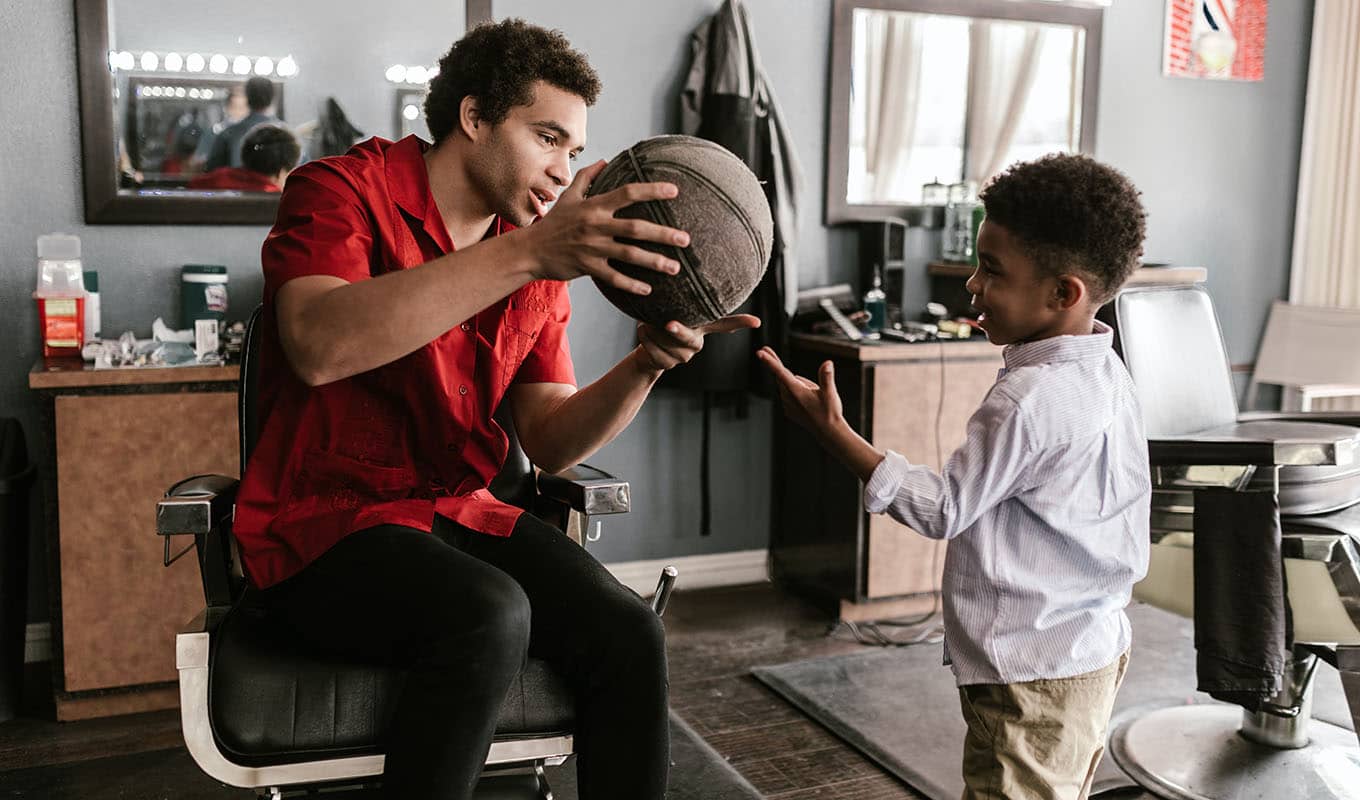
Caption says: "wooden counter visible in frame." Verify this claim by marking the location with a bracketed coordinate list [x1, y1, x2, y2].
[29, 360, 239, 720]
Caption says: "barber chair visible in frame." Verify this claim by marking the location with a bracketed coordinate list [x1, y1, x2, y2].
[155, 307, 674, 799]
[1109, 284, 1360, 799]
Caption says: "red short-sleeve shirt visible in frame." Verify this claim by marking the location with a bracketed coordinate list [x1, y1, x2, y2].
[233, 135, 576, 589]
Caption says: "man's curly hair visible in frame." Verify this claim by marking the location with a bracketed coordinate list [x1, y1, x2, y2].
[979, 153, 1147, 304]
[424, 19, 600, 145]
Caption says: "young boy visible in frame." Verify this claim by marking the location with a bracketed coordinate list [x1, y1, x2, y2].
[758, 153, 1152, 800]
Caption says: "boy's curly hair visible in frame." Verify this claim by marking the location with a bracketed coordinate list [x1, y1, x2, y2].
[424, 19, 600, 145]
[979, 153, 1147, 304]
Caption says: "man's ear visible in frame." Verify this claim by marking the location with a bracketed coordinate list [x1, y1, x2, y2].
[458, 95, 483, 141]
[1053, 274, 1088, 311]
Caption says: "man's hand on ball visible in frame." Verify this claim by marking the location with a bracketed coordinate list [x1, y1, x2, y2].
[635, 315, 761, 373]
[756, 347, 847, 437]
[528, 159, 690, 295]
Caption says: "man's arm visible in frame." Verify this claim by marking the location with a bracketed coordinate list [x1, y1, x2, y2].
[277, 160, 689, 387]
[277, 236, 538, 386]
[509, 317, 759, 473]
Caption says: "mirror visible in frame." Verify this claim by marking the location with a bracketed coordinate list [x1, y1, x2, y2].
[75, 0, 487, 224]
[825, 0, 1103, 225]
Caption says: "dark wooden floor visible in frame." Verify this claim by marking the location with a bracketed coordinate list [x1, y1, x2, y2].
[0, 582, 925, 798]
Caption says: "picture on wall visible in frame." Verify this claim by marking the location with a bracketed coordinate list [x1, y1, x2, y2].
[1163, 0, 1268, 81]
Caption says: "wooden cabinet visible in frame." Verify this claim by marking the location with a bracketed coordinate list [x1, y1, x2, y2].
[770, 335, 1003, 620]
[30, 362, 239, 720]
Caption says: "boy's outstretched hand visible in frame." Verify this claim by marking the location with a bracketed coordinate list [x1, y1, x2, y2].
[757, 346, 886, 481]
[756, 346, 845, 436]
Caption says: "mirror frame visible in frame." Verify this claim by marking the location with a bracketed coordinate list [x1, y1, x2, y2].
[73, 0, 492, 224]
[824, 0, 1104, 226]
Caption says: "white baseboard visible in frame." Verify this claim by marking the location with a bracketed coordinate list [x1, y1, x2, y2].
[605, 548, 770, 597]
[19, 550, 769, 664]
[25, 622, 50, 664]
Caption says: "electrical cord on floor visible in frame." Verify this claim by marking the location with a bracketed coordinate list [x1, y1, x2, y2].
[827, 340, 951, 649]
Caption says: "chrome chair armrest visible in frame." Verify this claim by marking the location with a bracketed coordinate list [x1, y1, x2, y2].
[158, 474, 242, 608]
[1239, 410, 1360, 428]
[537, 464, 630, 516]
[1150, 421, 1360, 468]
[158, 474, 239, 537]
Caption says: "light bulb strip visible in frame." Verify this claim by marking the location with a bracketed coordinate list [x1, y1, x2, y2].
[107, 50, 299, 78]
[384, 64, 439, 85]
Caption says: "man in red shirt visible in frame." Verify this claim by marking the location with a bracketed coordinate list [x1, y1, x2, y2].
[232, 19, 757, 800]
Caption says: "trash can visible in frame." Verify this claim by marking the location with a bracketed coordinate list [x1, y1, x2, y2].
[0, 418, 34, 722]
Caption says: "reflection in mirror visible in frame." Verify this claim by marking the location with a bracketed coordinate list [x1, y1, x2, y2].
[848, 9, 1085, 205]
[94, 0, 460, 208]
[119, 74, 287, 193]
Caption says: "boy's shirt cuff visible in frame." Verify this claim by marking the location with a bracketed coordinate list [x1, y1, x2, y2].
[865, 449, 910, 513]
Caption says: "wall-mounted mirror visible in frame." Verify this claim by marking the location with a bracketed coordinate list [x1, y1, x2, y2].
[75, 0, 486, 224]
[825, 0, 1103, 226]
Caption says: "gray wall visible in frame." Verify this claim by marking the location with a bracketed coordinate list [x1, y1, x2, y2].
[0, 0, 1314, 625]
[1091, 0, 1313, 369]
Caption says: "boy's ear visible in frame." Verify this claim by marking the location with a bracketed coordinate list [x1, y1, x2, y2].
[1053, 274, 1088, 311]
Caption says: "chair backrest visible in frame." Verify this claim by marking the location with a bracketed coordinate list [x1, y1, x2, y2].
[1114, 285, 1239, 437]
[238, 305, 537, 509]
[240, 306, 264, 469]
[1246, 300, 1360, 408]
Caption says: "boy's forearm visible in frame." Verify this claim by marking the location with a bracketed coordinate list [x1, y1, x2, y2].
[817, 419, 886, 483]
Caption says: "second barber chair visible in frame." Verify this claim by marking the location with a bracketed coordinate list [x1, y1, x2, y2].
[156, 307, 674, 799]
[1110, 284, 1360, 799]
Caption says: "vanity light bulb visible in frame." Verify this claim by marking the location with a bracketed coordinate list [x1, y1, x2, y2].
[385, 64, 407, 83]
[254, 56, 274, 76]
[186, 53, 205, 73]
[140, 51, 159, 71]
[174, 87, 186, 98]
[403, 103, 420, 121]
[406, 66, 428, 84]
[277, 55, 297, 78]
[188, 88, 201, 99]
[202, 88, 215, 100]
[232, 55, 251, 75]
[209, 54, 228, 74]
[164, 52, 183, 72]
[118, 51, 135, 71]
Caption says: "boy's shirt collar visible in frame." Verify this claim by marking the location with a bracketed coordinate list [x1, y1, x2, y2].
[1001, 319, 1113, 371]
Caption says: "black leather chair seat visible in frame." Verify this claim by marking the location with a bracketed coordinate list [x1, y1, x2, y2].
[208, 601, 575, 767]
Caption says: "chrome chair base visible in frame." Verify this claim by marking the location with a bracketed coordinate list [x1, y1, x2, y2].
[1109, 703, 1360, 800]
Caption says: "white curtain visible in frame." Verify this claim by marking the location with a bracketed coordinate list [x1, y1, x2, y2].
[863, 13, 924, 198]
[964, 21, 1045, 185]
[1287, 0, 1360, 409]
[1289, 0, 1360, 309]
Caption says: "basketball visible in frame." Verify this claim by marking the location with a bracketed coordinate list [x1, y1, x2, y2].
[586, 135, 774, 328]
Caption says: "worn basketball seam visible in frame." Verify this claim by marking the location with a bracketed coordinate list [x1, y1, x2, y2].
[623, 146, 725, 322]
[643, 158, 766, 269]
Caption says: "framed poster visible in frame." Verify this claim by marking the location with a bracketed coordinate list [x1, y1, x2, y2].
[1164, 0, 1268, 81]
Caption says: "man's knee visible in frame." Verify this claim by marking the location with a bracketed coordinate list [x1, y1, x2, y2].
[605, 592, 668, 670]
[424, 569, 531, 667]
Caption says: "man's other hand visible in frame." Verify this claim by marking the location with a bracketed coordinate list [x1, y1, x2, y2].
[635, 315, 761, 373]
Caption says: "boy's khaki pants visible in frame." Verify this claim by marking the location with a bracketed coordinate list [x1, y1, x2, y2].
[957, 652, 1129, 800]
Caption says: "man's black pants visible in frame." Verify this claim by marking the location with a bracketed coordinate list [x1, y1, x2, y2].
[255, 512, 669, 800]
